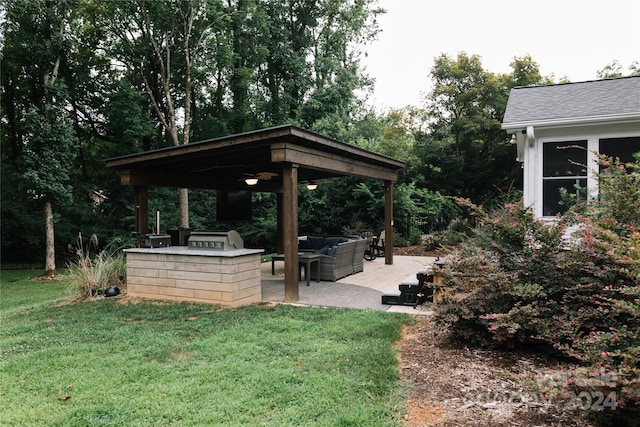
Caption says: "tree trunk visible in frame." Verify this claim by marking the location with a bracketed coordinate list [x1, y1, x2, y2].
[179, 188, 189, 228]
[44, 199, 56, 275]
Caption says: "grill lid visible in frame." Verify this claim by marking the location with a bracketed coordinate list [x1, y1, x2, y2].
[187, 230, 243, 251]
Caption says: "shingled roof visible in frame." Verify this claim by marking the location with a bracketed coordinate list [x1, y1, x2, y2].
[502, 76, 640, 130]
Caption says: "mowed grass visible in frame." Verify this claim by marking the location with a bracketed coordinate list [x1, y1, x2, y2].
[0, 270, 412, 426]
[0, 270, 73, 314]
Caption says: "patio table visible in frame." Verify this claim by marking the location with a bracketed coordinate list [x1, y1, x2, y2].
[271, 253, 321, 286]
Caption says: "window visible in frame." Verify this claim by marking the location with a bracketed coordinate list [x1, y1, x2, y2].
[599, 137, 640, 171]
[542, 141, 587, 216]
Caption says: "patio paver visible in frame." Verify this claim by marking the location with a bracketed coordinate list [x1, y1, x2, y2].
[261, 255, 437, 315]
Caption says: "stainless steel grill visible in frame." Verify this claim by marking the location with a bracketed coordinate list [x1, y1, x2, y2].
[187, 230, 244, 251]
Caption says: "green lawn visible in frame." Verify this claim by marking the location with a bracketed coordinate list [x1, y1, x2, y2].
[0, 270, 412, 426]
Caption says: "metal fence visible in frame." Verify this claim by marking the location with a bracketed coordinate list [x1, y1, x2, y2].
[0, 251, 63, 271]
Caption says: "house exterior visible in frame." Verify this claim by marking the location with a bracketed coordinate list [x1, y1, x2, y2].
[502, 76, 640, 218]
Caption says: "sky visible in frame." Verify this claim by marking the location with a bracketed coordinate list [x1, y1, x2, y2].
[362, 0, 640, 111]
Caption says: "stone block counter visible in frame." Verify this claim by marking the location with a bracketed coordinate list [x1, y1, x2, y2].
[125, 247, 264, 307]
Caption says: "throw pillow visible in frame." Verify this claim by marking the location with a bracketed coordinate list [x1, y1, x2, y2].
[328, 245, 338, 257]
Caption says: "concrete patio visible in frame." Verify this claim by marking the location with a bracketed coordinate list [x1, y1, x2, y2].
[261, 255, 437, 315]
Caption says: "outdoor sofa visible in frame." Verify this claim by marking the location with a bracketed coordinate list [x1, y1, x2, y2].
[298, 236, 368, 282]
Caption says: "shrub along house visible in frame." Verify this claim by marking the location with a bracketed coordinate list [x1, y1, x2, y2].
[502, 76, 640, 218]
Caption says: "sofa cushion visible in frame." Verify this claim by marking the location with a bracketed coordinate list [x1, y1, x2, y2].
[307, 236, 325, 250]
[323, 236, 347, 247]
[314, 245, 331, 255]
[298, 240, 311, 250]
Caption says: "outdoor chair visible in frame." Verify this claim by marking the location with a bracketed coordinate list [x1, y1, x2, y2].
[371, 230, 385, 257]
[352, 238, 368, 273]
[362, 231, 376, 261]
[310, 240, 357, 282]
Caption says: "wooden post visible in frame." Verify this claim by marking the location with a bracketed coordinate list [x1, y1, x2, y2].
[384, 180, 393, 265]
[282, 165, 299, 302]
[135, 186, 149, 235]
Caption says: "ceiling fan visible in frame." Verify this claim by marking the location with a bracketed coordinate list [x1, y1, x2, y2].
[242, 171, 279, 185]
[302, 178, 331, 190]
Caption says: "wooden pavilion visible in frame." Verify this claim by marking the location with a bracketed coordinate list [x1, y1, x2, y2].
[106, 125, 405, 302]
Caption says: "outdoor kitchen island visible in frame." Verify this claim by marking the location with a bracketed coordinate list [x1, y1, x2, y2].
[125, 246, 264, 307]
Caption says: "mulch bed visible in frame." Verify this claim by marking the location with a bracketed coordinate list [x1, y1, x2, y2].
[394, 245, 597, 426]
[398, 316, 598, 427]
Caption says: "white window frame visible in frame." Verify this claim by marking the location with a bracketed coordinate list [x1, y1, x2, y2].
[538, 138, 589, 218]
[533, 126, 640, 219]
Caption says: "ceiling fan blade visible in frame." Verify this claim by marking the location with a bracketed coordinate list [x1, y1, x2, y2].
[256, 172, 279, 180]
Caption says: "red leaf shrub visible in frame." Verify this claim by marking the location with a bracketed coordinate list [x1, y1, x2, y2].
[434, 155, 640, 422]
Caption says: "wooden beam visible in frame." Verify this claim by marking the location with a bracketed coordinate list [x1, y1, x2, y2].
[106, 127, 294, 168]
[120, 170, 283, 192]
[121, 170, 208, 188]
[282, 165, 299, 302]
[271, 143, 399, 181]
[289, 127, 405, 168]
[384, 181, 394, 265]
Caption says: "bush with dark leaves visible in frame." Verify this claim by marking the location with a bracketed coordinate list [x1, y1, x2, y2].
[434, 155, 639, 421]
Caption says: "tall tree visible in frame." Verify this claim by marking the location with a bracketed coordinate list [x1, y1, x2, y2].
[96, 0, 226, 228]
[1, 0, 79, 274]
[508, 54, 552, 87]
[300, 0, 381, 128]
[414, 53, 550, 204]
[597, 59, 640, 78]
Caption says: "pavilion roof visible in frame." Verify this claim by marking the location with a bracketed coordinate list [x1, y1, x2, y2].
[106, 125, 405, 192]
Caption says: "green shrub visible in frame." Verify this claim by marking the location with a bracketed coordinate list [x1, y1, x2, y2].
[67, 233, 126, 299]
[434, 202, 567, 347]
[434, 155, 640, 420]
[442, 219, 468, 246]
[408, 233, 422, 246]
[393, 233, 409, 247]
[422, 215, 473, 250]
[422, 234, 440, 251]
